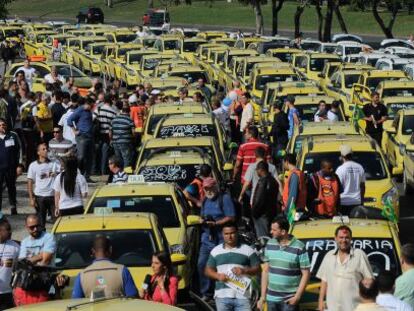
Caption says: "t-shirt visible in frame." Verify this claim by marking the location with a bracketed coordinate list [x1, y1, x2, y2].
[206, 243, 260, 299]
[327, 110, 339, 121]
[59, 109, 76, 144]
[27, 160, 61, 197]
[112, 171, 128, 184]
[240, 103, 254, 133]
[395, 269, 414, 309]
[111, 114, 134, 144]
[236, 138, 270, 183]
[376, 293, 413, 311]
[363, 103, 388, 133]
[244, 161, 278, 204]
[53, 172, 88, 210]
[15, 66, 36, 87]
[44, 74, 64, 85]
[48, 138, 74, 161]
[336, 160, 365, 206]
[288, 107, 299, 138]
[94, 104, 117, 135]
[0, 240, 20, 294]
[263, 236, 310, 302]
[19, 231, 56, 260]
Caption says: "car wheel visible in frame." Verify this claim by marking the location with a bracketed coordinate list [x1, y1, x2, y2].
[403, 170, 413, 195]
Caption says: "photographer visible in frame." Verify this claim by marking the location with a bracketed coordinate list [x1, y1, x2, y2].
[198, 177, 235, 302]
[0, 218, 19, 310]
[13, 214, 56, 306]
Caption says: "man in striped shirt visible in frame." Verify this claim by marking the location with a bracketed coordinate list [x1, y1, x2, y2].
[109, 103, 135, 169]
[94, 95, 117, 175]
[258, 216, 310, 311]
[205, 222, 260, 310]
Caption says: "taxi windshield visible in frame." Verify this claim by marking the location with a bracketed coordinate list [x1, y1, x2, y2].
[164, 40, 180, 50]
[382, 87, 414, 97]
[91, 45, 106, 55]
[402, 115, 414, 135]
[301, 42, 321, 51]
[273, 52, 294, 63]
[169, 71, 209, 84]
[4, 29, 24, 37]
[345, 74, 360, 88]
[302, 237, 400, 281]
[156, 124, 217, 139]
[366, 77, 401, 91]
[183, 41, 202, 52]
[303, 151, 387, 180]
[54, 230, 157, 269]
[255, 74, 298, 91]
[89, 196, 180, 228]
[310, 58, 337, 72]
[55, 65, 84, 78]
[345, 46, 362, 55]
[116, 34, 136, 43]
[139, 164, 202, 188]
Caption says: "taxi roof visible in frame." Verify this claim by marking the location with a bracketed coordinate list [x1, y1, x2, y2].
[169, 65, 204, 72]
[242, 56, 280, 63]
[304, 134, 378, 152]
[144, 136, 215, 148]
[142, 151, 210, 166]
[294, 95, 335, 104]
[363, 70, 407, 78]
[379, 80, 414, 88]
[53, 213, 157, 233]
[292, 219, 394, 239]
[267, 48, 302, 53]
[382, 97, 414, 105]
[9, 297, 184, 310]
[253, 66, 296, 74]
[93, 182, 175, 197]
[159, 113, 213, 126]
[299, 121, 360, 135]
[150, 102, 207, 115]
[227, 48, 258, 55]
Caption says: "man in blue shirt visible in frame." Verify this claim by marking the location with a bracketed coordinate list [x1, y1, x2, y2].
[67, 97, 95, 182]
[286, 96, 299, 139]
[72, 235, 138, 299]
[198, 177, 235, 301]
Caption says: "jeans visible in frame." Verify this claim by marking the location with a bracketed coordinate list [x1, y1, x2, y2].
[113, 143, 133, 168]
[99, 135, 111, 175]
[215, 298, 251, 311]
[35, 196, 55, 228]
[267, 301, 299, 311]
[75, 134, 94, 178]
[253, 215, 269, 238]
[0, 168, 17, 211]
[197, 242, 215, 297]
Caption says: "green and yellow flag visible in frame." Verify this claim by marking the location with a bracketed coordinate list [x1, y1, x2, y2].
[381, 197, 397, 223]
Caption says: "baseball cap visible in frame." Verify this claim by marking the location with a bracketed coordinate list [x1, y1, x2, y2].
[202, 177, 217, 189]
[340, 145, 352, 156]
[128, 94, 138, 104]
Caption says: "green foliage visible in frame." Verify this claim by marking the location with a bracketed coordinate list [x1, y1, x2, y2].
[0, 0, 14, 19]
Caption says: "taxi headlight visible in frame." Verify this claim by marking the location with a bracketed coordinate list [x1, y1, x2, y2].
[381, 187, 398, 206]
[170, 244, 184, 254]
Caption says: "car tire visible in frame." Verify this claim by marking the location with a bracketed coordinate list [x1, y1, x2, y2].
[403, 170, 413, 196]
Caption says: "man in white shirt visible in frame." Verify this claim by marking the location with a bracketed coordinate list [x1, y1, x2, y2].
[43, 66, 64, 85]
[58, 94, 79, 145]
[377, 270, 413, 311]
[27, 142, 60, 227]
[240, 92, 254, 135]
[327, 101, 340, 122]
[14, 59, 37, 89]
[335, 144, 366, 215]
[0, 219, 20, 310]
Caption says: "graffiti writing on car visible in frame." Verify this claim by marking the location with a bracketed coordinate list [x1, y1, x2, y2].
[158, 125, 211, 138]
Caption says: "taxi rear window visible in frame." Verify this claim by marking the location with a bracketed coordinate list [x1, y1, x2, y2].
[156, 124, 217, 139]
[90, 195, 180, 228]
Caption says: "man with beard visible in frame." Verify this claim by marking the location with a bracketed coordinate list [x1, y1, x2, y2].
[14, 214, 56, 306]
[258, 216, 310, 311]
[317, 225, 373, 311]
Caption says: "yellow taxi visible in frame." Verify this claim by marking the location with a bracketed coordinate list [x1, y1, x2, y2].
[77, 42, 118, 74]
[180, 38, 208, 62]
[152, 60, 193, 78]
[210, 37, 236, 47]
[105, 43, 144, 80]
[7, 298, 186, 310]
[104, 29, 137, 44]
[376, 80, 414, 99]
[136, 136, 234, 175]
[22, 23, 53, 35]
[142, 101, 209, 141]
[194, 43, 228, 64]
[152, 113, 228, 156]
[40, 34, 75, 60]
[292, 217, 401, 309]
[23, 30, 56, 57]
[265, 48, 302, 63]
[236, 56, 281, 85]
[286, 121, 361, 155]
[135, 150, 221, 189]
[0, 26, 24, 42]
[69, 36, 109, 69]
[292, 52, 341, 80]
[317, 61, 341, 87]
[153, 36, 183, 54]
[84, 182, 201, 291]
[234, 37, 268, 49]
[297, 135, 399, 214]
[138, 54, 181, 79]
[120, 50, 159, 88]
[402, 138, 414, 195]
[197, 31, 227, 41]
[51, 211, 186, 298]
[383, 108, 414, 176]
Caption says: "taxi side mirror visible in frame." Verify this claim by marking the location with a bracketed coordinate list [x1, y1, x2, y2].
[171, 253, 187, 265]
[187, 215, 202, 226]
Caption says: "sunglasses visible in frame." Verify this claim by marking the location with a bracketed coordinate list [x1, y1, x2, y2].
[28, 224, 41, 230]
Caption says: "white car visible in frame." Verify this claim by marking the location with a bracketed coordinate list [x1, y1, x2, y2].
[403, 64, 414, 80]
[320, 42, 338, 53]
[334, 41, 366, 61]
[376, 58, 414, 70]
[299, 39, 322, 52]
[359, 52, 399, 67]
[332, 33, 363, 43]
[384, 47, 414, 59]
[380, 39, 414, 50]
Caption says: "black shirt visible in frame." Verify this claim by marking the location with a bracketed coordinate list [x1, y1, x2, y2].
[363, 103, 388, 133]
[51, 102, 66, 127]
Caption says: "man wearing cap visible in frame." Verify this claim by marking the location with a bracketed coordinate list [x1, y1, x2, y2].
[198, 177, 236, 301]
[335, 145, 365, 215]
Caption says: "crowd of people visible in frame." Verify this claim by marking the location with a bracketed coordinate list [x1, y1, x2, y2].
[0, 55, 409, 311]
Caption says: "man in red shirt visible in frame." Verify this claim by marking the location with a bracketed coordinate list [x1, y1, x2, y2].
[233, 125, 270, 184]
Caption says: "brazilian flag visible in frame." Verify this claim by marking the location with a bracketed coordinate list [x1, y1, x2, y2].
[287, 199, 296, 226]
[381, 197, 397, 223]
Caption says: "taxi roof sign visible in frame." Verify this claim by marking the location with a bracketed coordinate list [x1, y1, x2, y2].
[94, 207, 113, 216]
[127, 175, 146, 183]
[332, 215, 350, 224]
